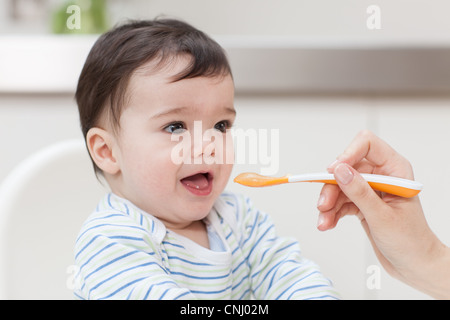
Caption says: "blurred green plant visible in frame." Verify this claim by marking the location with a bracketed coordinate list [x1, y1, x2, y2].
[51, 0, 109, 34]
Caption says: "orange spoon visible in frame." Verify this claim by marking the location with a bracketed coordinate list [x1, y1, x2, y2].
[233, 172, 422, 198]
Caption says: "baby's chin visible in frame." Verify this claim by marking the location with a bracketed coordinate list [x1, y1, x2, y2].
[185, 203, 216, 221]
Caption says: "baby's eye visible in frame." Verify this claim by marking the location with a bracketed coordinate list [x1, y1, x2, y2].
[214, 121, 231, 133]
[164, 122, 186, 134]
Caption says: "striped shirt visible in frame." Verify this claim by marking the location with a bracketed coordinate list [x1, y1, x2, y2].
[74, 192, 339, 300]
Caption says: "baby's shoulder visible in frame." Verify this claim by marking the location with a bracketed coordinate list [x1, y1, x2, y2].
[76, 193, 166, 246]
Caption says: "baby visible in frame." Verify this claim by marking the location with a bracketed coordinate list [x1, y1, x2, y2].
[74, 18, 338, 300]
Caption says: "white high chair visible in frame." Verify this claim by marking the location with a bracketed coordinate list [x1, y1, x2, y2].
[0, 139, 106, 299]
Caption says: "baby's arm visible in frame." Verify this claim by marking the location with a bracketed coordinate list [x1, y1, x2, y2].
[74, 217, 195, 300]
[240, 197, 339, 300]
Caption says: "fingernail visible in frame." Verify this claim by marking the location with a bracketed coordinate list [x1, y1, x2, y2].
[317, 213, 325, 228]
[327, 159, 340, 172]
[317, 194, 326, 208]
[334, 163, 354, 185]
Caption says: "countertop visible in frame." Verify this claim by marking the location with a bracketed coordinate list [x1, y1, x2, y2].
[1, 35, 450, 94]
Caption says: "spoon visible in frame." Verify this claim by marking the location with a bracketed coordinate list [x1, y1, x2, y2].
[233, 172, 422, 198]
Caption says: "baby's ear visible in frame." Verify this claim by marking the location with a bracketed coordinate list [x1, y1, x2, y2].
[86, 128, 120, 175]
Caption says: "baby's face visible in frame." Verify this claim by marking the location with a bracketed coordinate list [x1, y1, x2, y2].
[111, 57, 235, 230]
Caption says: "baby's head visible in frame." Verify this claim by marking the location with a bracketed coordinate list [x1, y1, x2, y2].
[76, 19, 236, 228]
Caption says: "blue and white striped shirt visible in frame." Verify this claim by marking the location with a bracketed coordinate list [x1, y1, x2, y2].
[74, 192, 339, 300]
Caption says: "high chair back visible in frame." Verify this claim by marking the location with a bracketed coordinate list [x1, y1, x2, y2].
[0, 139, 105, 299]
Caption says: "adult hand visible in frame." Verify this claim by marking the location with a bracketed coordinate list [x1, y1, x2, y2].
[317, 130, 450, 299]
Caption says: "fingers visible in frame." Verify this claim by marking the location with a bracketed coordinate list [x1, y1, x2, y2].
[317, 183, 362, 231]
[317, 201, 361, 231]
[317, 162, 388, 231]
[318, 158, 375, 221]
[327, 130, 412, 179]
[317, 130, 413, 232]
[317, 160, 374, 230]
[330, 130, 394, 168]
[333, 162, 388, 222]
[317, 183, 340, 212]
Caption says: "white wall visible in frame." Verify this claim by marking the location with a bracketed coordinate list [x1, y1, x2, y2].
[137, 0, 450, 40]
[4, 0, 450, 42]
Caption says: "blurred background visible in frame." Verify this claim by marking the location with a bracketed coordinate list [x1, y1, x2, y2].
[1, 0, 450, 299]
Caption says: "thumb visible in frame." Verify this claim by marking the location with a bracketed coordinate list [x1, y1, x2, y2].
[333, 163, 387, 219]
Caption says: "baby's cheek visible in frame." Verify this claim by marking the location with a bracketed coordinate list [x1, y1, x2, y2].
[144, 162, 178, 191]
[212, 164, 233, 196]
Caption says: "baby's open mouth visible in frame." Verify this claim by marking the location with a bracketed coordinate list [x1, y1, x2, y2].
[180, 172, 213, 196]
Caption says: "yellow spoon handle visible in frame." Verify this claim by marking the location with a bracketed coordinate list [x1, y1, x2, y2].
[300, 179, 420, 198]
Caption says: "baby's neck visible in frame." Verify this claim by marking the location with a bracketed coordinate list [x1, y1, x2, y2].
[169, 220, 210, 249]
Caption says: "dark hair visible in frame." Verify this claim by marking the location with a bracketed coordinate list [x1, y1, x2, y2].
[75, 18, 232, 174]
